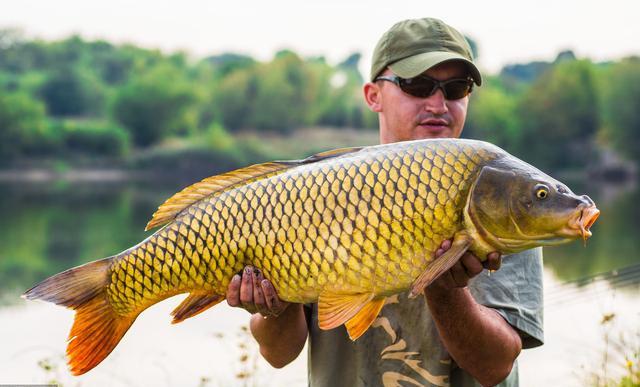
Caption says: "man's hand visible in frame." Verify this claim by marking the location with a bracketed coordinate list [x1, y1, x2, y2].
[227, 265, 290, 317]
[428, 239, 501, 292]
[229, 266, 307, 368]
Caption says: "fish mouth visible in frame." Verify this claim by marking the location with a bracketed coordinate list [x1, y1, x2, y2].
[566, 205, 600, 241]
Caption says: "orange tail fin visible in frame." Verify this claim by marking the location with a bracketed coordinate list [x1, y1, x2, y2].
[23, 257, 135, 375]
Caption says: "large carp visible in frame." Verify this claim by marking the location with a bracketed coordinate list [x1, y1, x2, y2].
[24, 138, 599, 375]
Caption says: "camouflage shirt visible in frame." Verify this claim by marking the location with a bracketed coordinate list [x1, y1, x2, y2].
[305, 248, 544, 387]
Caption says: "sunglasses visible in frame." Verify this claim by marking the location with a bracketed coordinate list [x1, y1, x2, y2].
[374, 74, 474, 100]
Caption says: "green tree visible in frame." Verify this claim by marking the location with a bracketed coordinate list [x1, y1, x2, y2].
[464, 77, 521, 149]
[38, 67, 105, 117]
[205, 53, 256, 79]
[601, 57, 640, 163]
[214, 51, 318, 132]
[112, 64, 199, 146]
[0, 29, 52, 73]
[86, 40, 136, 85]
[213, 68, 258, 131]
[516, 59, 599, 171]
[248, 50, 315, 132]
[0, 92, 47, 158]
[317, 53, 376, 130]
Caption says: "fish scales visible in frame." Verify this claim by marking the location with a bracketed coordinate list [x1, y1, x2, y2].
[106, 140, 489, 315]
[25, 138, 599, 375]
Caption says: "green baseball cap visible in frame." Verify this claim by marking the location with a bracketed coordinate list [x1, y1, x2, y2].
[370, 17, 482, 86]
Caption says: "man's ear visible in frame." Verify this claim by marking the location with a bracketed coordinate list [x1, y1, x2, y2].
[363, 82, 383, 112]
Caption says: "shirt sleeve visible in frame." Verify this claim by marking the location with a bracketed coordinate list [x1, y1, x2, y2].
[468, 247, 544, 349]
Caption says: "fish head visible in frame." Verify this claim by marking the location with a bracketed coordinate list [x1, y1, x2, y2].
[466, 164, 600, 253]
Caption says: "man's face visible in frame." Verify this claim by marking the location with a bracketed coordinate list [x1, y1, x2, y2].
[364, 61, 470, 145]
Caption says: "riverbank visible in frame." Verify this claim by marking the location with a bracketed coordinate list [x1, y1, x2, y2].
[0, 127, 380, 183]
[1, 128, 635, 187]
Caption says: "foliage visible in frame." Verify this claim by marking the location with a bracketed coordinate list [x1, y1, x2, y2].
[0, 91, 48, 159]
[213, 67, 258, 131]
[0, 32, 639, 175]
[222, 50, 314, 132]
[211, 49, 376, 133]
[600, 57, 640, 163]
[585, 313, 640, 387]
[52, 119, 130, 156]
[112, 64, 199, 146]
[38, 67, 106, 117]
[204, 53, 256, 79]
[515, 59, 600, 171]
[464, 76, 520, 149]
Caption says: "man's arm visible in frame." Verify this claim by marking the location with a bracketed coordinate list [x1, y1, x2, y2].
[227, 266, 308, 368]
[425, 240, 522, 386]
[249, 304, 308, 368]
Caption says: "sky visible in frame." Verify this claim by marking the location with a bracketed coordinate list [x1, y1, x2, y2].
[1, 0, 639, 77]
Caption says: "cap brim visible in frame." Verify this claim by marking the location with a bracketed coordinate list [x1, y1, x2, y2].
[389, 52, 482, 86]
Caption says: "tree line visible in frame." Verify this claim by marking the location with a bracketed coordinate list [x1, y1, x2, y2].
[0, 29, 638, 172]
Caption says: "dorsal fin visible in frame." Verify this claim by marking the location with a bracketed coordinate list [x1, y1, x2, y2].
[278, 146, 364, 165]
[145, 146, 364, 231]
[145, 161, 289, 230]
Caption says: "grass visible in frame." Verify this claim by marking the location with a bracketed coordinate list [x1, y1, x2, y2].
[586, 313, 640, 387]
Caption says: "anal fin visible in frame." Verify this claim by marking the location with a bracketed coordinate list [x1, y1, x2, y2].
[67, 297, 136, 375]
[345, 298, 386, 340]
[171, 293, 224, 324]
[318, 292, 374, 331]
[409, 233, 473, 298]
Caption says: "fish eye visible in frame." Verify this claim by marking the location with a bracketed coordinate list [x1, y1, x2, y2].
[534, 184, 549, 200]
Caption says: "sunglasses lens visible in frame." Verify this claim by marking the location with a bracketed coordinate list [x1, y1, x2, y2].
[399, 77, 437, 98]
[442, 80, 473, 99]
[398, 77, 472, 100]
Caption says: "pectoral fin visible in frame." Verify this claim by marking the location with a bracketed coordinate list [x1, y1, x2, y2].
[318, 292, 374, 330]
[345, 298, 386, 340]
[171, 293, 224, 324]
[409, 234, 473, 298]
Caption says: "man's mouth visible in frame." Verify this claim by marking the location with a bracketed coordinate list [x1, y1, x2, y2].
[418, 119, 449, 133]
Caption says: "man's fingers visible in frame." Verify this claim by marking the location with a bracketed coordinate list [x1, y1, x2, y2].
[226, 274, 241, 307]
[440, 239, 452, 251]
[252, 268, 270, 316]
[483, 252, 502, 271]
[239, 266, 254, 311]
[449, 261, 469, 287]
[460, 252, 483, 278]
[261, 279, 286, 316]
[261, 279, 275, 310]
[433, 239, 452, 258]
[252, 268, 265, 303]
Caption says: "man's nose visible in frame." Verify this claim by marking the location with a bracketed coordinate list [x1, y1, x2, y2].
[424, 88, 448, 115]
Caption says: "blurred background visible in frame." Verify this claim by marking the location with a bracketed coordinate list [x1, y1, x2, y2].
[0, 1, 638, 386]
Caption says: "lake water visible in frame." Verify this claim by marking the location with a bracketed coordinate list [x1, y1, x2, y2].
[0, 175, 638, 386]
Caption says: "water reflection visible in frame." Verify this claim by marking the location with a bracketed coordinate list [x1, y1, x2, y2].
[0, 181, 174, 303]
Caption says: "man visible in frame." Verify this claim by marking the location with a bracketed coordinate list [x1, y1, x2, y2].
[227, 18, 544, 387]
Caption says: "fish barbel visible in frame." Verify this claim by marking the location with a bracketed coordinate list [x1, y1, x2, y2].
[24, 138, 599, 375]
